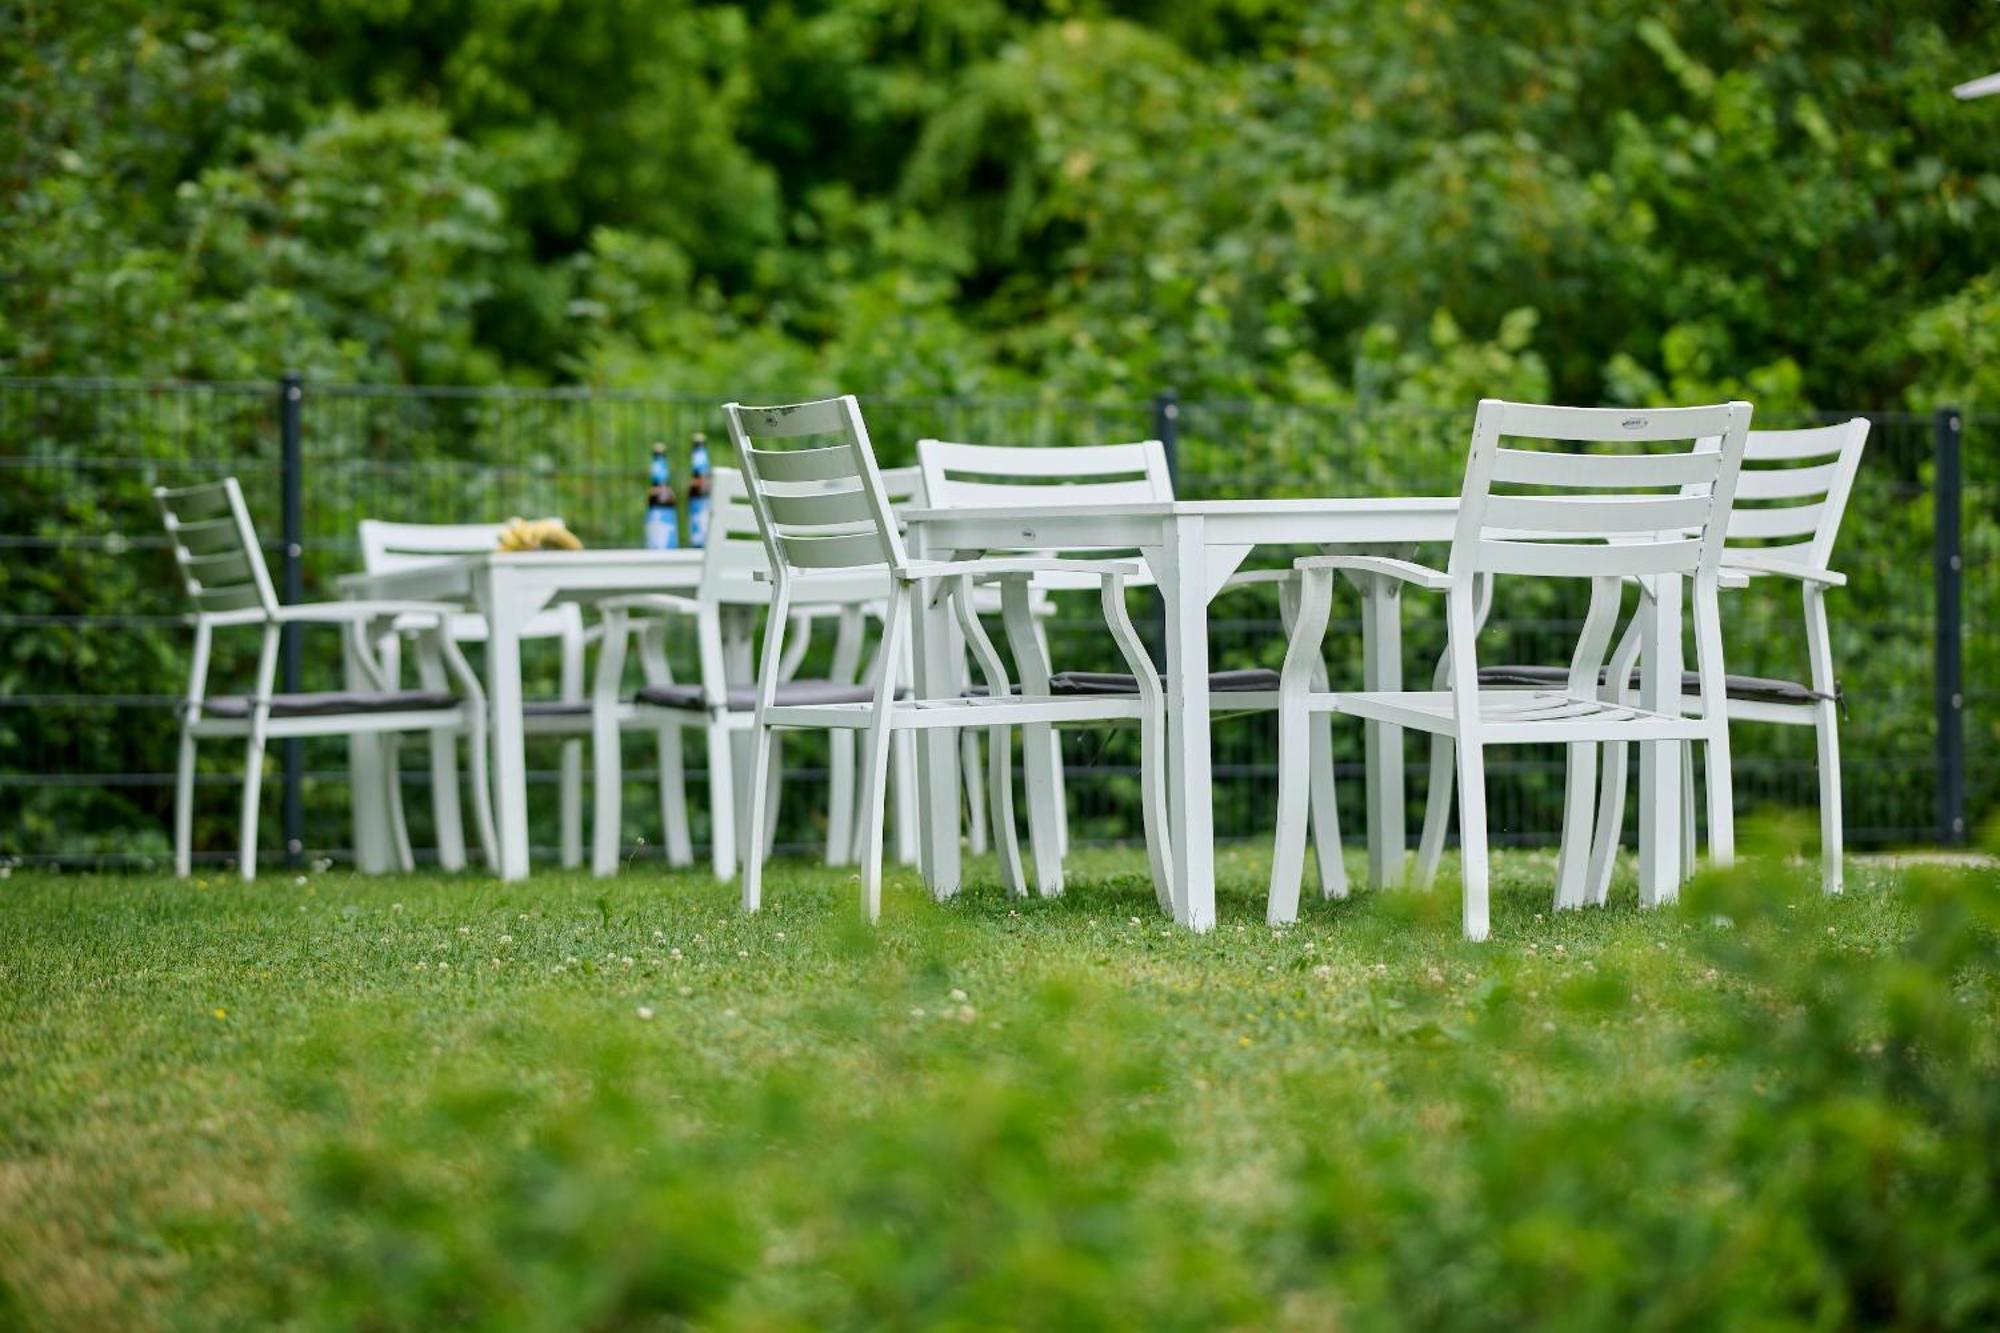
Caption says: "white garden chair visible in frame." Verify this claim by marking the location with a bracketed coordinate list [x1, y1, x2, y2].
[728, 394, 1174, 919]
[912, 438, 1340, 898]
[159, 479, 497, 880]
[1269, 399, 1751, 939]
[358, 519, 596, 868]
[588, 467, 923, 880]
[1578, 418, 1869, 896]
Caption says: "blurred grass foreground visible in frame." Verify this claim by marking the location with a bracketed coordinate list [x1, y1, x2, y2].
[4, 837, 2000, 1330]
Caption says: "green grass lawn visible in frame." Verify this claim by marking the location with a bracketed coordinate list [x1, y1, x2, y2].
[3, 844, 1998, 1330]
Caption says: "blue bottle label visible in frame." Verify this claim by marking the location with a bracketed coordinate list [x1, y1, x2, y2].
[688, 497, 709, 548]
[644, 508, 678, 550]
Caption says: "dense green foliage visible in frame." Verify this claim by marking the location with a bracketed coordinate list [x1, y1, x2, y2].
[2, 3, 1995, 859]
[3, 843, 1999, 1328]
[5, 1, 1999, 406]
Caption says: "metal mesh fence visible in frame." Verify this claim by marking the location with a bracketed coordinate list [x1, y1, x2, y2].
[0, 377, 1981, 868]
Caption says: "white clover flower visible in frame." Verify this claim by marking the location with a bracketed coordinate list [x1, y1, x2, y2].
[677, 986, 692, 997]
[636, 1005, 655, 1020]
[948, 988, 968, 1003]
[669, 948, 682, 961]
[498, 934, 513, 946]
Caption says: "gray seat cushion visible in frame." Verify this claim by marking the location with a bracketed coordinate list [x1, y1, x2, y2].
[1475, 664, 1836, 706]
[523, 700, 591, 717]
[634, 679, 891, 712]
[203, 690, 458, 718]
[1047, 668, 1283, 696]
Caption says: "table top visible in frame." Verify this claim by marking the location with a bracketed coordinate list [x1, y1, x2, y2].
[902, 495, 1463, 548]
[337, 547, 706, 601]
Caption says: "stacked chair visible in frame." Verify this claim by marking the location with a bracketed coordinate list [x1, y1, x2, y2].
[1267, 400, 1753, 939]
[723, 394, 1177, 918]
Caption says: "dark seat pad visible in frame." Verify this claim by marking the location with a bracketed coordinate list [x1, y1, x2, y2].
[1475, 664, 1836, 707]
[634, 679, 890, 712]
[203, 690, 459, 718]
[523, 700, 591, 717]
[1047, 668, 1283, 696]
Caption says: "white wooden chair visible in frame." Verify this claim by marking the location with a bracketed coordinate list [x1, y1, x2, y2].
[914, 438, 1341, 898]
[1578, 418, 1868, 896]
[588, 468, 922, 880]
[1269, 399, 1752, 939]
[728, 394, 1175, 919]
[159, 479, 497, 880]
[358, 519, 596, 868]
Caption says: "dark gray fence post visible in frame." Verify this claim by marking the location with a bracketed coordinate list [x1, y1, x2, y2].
[1152, 388, 1180, 491]
[280, 372, 305, 865]
[1935, 406, 1965, 846]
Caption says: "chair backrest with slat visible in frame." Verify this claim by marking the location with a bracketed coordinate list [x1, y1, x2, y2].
[915, 439, 1172, 511]
[698, 467, 777, 593]
[723, 395, 906, 580]
[358, 517, 571, 574]
[154, 478, 279, 621]
[1719, 419, 1869, 570]
[1451, 400, 1752, 583]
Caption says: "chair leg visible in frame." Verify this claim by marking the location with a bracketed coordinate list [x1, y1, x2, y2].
[1020, 716, 1065, 897]
[762, 733, 783, 859]
[1584, 741, 1627, 907]
[1415, 735, 1453, 889]
[383, 736, 415, 873]
[1270, 566, 1333, 923]
[1703, 723, 1735, 870]
[826, 729, 856, 866]
[1268, 702, 1314, 926]
[239, 724, 268, 882]
[858, 719, 898, 922]
[891, 729, 919, 866]
[1553, 742, 1597, 910]
[1455, 737, 1490, 941]
[464, 707, 499, 872]
[430, 724, 467, 872]
[989, 726, 1027, 898]
[1680, 740, 1698, 881]
[1135, 681, 1175, 917]
[706, 723, 737, 882]
[1032, 617, 1071, 860]
[591, 709, 624, 877]
[1307, 654, 1347, 900]
[657, 727, 694, 867]
[1816, 701, 1843, 894]
[558, 738, 584, 869]
[174, 729, 197, 878]
[742, 724, 774, 913]
[961, 730, 989, 855]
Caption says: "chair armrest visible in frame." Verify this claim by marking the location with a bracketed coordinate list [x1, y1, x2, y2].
[903, 557, 1148, 582]
[1218, 569, 1296, 589]
[278, 600, 464, 625]
[1722, 555, 1847, 587]
[596, 592, 703, 617]
[1293, 555, 1452, 591]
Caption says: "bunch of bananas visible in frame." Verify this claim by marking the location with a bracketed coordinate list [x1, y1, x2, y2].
[495, 517, 583, 552]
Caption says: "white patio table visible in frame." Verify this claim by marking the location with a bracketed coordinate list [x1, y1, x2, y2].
[338, 548, 887, 880]
[339, 549, 706, 879]
[902, 498, 1692, 930]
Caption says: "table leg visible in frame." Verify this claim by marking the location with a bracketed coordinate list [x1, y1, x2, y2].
[910, 532, 962, 898]
[343, 629, 395, 873]
[1637, 572, 1684, 905]
[1360, 574, 1406, 889]
[1159, 517, 1215, 930]
[477, 566, 550, 882]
